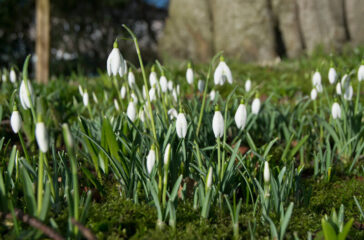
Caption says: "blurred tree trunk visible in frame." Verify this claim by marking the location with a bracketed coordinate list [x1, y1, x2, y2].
[36, 0, 50, 83]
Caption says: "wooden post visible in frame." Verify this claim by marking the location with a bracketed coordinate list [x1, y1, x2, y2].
[36, 0, 50, 83]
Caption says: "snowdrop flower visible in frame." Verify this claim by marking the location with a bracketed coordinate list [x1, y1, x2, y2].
[315, 83, 323, 93]
[214, 56, 232, 85]
[118, 59, 127, 77]
[234, 100, 247, 130]
[120, 86, 126, 99]
[358, 64, 364, 82]
[19, 80, 35, 110]
[35, 121, 49, 153]
[331, 102, 341, 119]
[107, 40, 125, 77]
[341, 74, 349, 88]
[149, 86, 156, 101]
[264, 161, 270, 184]
[131, 92, 138, 104]
[10, 68, 16, 83]
[168, 80, 173, 91]
[168, 108, 178, 119]
[245, 79, 252, 92]
[164, 143, 171, 165]
[149, 66, 158, 87]
[312, 71, 321, 87]
[343, 85, 353, 101]
[210, 90, 216, 101]
[212, 106, 224, 139]
[78, 85, 84, 96]
[92, 92, 98, 104]
[172, 88, 178, 102]
[147, 147, 156, 174]
[176, 84, 180, 95]
[176, 111, 187, 139]
[127, 100, 137, 122]
[198, 80, 205, 92]
[160, 75, 168, 93]
[83, 91, 89, 106]
[139, 109, 145, 122]
[10, 108, 22, 133]
[252, 95, 261, 115]
[206, 167, 213, 189]
[128, 70, 135, 88]
[114, 99, 120, 111]
[2, 73, 6, 82]
[186, 63, 194, 85]
[328, 67, 337, 84]
[310, 88, 317, 100]
[336, 82, 342, 95]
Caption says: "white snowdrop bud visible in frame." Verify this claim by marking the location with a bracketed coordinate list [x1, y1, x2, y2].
[245, 79, 252, 92]
[310, 88, 317, 100]
[10, 69, 16, 83]
[168, 80, 173, 91]
[212, 106, 224, 139]
[343, 85, 353, 101]
[168, 108, 178, 120]
[35, 121, 49, 153]
[119, 59, 127, 77]
[206, 167, 213, 188]
[172, 88, 178, 102]
[146, 147, 156, 174]
[332, 102, 341, 119]
[315, 83, 323, 93]
[312, 71, 321, 86]
[234, 101, 247, 130]
[328, 68, 337, 84]
[149, 87, 156, 101]
[128, 70, 135, 88]
[131, 92, 138, 104]
[164, 143, 171, 165]
[139, 109, 145, 122]
[92, 92, 98, 104]
[160, 75, 168, 93]
[149, 67, 157, 87]
[19, 80, 34, 110]
[186, 64, 194, 85]
[114, 99, 120, 111]
[10, 110, 22, 133]
[264, 161, 270, 183]
[83, 91, 89, 106]
[120, 86, 126, 99]
[252, 97, 261, 115]
[358, 65, 364, 82]
[2, 73, 6, 82]
[336, 82, 342, 95]
[198, 80, 205, 92]
[127, 100, 137, 122]
[214, 56, 232, 85]
[107, 41, 125, 77]
[78, 85, 84, 96]
[210, 90, 216, 101]
[176, 112, 187, 139]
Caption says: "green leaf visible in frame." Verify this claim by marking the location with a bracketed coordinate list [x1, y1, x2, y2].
[322, 219, 338, 240]
[280, 202, 294, 240]
[338, 218, 353, 240]
[20, 166, 36, 216]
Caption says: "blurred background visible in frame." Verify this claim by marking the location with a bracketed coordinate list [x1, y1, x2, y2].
[0, 0, 363, 80]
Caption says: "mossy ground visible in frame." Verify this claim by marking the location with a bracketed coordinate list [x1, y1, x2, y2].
[83, 176, 364, 239]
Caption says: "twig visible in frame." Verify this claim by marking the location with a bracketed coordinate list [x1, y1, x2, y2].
[71, 218, 97, 240]
[0, 209, 64, 240]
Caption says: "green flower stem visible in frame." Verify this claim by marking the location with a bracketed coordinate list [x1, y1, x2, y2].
[18, 132, 31, 164]
[217, 137, 221, 181]
[355, 81, 361, 115]
[22, 55, 37, 123]
[122, 24, 161, 193]
[43, 155, 55, 199]
[87, 105, 93, 120]
[37, 152, 44, 216]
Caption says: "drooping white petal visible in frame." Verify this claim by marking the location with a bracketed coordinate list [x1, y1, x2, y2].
[167, 80, 173, 91]
[107, 48, 123, 76]
[212, 111, 224, 138]
[35, 122, 49, 153]
[120, 86, 126, 99]
[264, 161, 270, 183]
[149, 71, 157, 87]
[252, 98, 261, 115]
[127, 101, 137, 122]
[312, 71, 321, 86]
[149, 87, 156, 101]
[234, 104, 247, 130]
[128, 71, 135, 88]
[10, 111, 22, 133]
[19, 80, 34, 110]
[222, 62, 233, 84]
[214, 63, 224, 85]
[147, 149, 156, 174]
[119, 59, 127, 77]
[332, 102, 341, 119]
[315, 83, 323, 93]
[336, 82, 342, 95]
[245, 79, 252, 92]
[198, 80, 205, 92]
[10, 69, 16, 83]
[176, 113, 187, 139]
[328, 68, 337, 84]
[164, 144, 171, 165]
[358, 65, 364, 82]
[114, 99, 120, 111]
[186, 68, 194, 85]
[160, 76, 168, 93]
[210, 90, 216, 101]
[310, 88, 317, 100]
[343, 85, 353, 101]
[83, 92, 89, 106]
[168, 108, 178, 120]
[206, 167, 213, 188]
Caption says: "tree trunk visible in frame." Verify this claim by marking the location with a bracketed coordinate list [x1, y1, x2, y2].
[36, 0, 50, 83]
